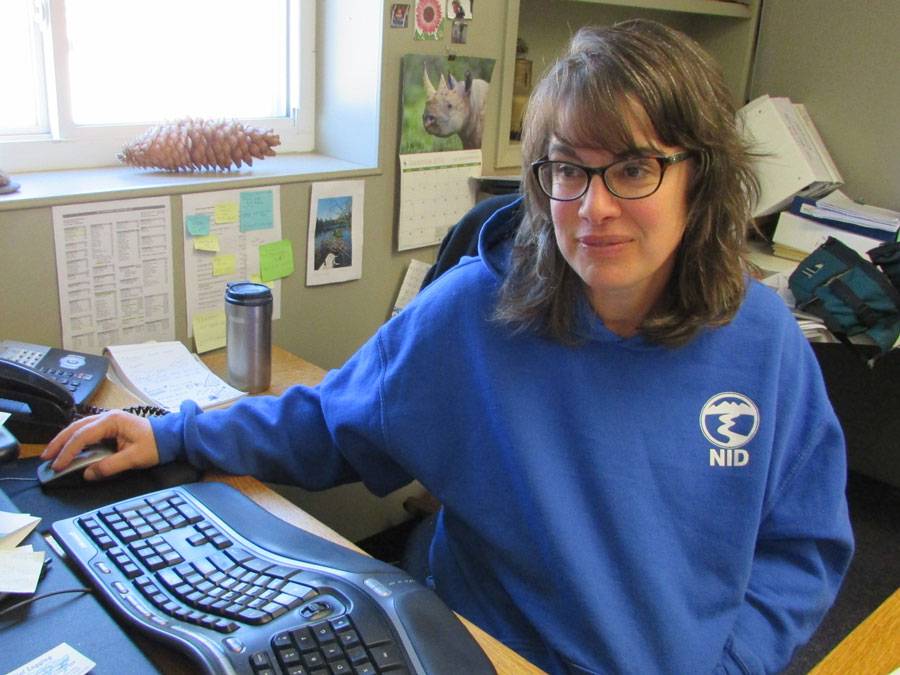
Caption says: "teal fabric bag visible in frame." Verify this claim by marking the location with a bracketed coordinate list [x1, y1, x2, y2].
[789, 237, 900, 354]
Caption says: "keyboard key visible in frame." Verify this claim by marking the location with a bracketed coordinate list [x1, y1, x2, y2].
[276, 647, 302, 667]
[370, 643, 404, 671]
[250, 651, 273, 670]
[291, 627, 317, 652]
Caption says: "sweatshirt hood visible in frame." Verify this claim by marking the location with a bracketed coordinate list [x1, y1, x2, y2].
[477, 196, 523, 281]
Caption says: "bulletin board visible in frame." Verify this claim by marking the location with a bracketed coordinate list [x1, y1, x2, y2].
[181, 186, 287, 349]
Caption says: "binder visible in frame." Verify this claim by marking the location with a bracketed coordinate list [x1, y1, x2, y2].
[738, 94, 843, 217]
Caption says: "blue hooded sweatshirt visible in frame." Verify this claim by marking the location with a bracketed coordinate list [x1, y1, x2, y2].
[152, 199, 853, 674]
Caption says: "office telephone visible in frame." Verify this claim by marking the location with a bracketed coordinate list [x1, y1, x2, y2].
[0, 340, 108, 443]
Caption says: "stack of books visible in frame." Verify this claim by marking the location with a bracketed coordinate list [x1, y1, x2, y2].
[738, 94, 843, 217]
[771, 191, 900, 262]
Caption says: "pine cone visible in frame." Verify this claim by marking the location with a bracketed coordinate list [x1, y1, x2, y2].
[118, 117, 280, 171]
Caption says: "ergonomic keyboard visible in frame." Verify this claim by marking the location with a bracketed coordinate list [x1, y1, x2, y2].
[50, 482, 496, 675]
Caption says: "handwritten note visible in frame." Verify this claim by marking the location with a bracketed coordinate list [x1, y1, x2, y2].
[0, 549, 45, 593]
[240, 190, 275, 231]
[6, 643, 96, 675]
[194, 234, 220, 251]
[215, 202, 239, 224]
[105, 341, 245, 411]
[212, 254, 236, 276]
[185, 213, 211, 236]
[259, 239, 294, 282]
[191, 309, 227, 354]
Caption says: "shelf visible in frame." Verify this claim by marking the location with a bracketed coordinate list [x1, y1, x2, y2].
[569, 0, 752, 18]
[492, 0, 761, 170]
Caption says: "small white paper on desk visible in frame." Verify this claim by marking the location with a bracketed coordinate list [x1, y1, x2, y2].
[7, 642, 96, 675]
[0, 548, 45, 593]
[0, 511, 40, 549]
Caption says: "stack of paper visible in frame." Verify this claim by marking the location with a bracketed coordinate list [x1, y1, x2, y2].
[772, 211, 885, 262]
[104, 341, 246, 412]
[794, 190, 900, 238]
[0, 510, 44, 595]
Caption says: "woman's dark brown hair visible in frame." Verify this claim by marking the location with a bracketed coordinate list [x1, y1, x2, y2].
[495, 19, 760, 347]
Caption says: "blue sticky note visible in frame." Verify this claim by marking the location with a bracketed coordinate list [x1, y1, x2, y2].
[240, 190, 275, 231]
[185, 214, 211, 236]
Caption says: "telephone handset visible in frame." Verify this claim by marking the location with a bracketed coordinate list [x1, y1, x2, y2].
[0, 340, 109, 443]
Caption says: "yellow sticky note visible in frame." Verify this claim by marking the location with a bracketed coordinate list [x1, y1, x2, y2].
[194, 234, 220, 251]
[250, 274, 275, 289]
[212, 254, 236, 276]
[259, 239, 294, 282]
[192, 310, 226, 354]
[215, 202, 239, 224]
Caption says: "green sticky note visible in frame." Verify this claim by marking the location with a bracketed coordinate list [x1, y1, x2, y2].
[192, 309, 226, 354]
[212, 253, 236, 276]
[240, 190, 274, 231]
[259, 239, 294, 282]
[185, 213, 211, 236]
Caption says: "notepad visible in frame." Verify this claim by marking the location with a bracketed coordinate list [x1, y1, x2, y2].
[104, 341, 246, 412]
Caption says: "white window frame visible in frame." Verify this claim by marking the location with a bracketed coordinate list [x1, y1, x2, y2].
[0, 0, 315, 173]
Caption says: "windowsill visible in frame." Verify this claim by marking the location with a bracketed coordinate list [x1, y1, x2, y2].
[0, 153, 380, 212]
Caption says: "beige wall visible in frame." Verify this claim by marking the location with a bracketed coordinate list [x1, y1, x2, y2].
[0, 2, 510, 542]
[0, 1, 510, 374]
[750, 0, 900, 212]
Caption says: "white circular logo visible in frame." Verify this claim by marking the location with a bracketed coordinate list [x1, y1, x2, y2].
[700, 392, 759, 449]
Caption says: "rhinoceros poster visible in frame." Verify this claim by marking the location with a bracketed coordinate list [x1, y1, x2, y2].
[400, 54, 496, 154]
[397, 54, 496, 251]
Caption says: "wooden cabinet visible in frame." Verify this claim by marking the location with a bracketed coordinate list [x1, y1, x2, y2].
[494, 0, 761, 169]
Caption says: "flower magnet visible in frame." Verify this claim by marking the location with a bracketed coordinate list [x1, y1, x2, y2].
[414, 0, 444, 40]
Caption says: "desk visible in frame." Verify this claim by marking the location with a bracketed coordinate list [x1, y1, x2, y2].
[809, 587, 900, 674]
[20, 345, 546, 675]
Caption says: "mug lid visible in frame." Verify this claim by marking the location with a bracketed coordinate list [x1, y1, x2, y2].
[225, 281, 272, 305]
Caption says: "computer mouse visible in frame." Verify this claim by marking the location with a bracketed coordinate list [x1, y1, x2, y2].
[37, 445, 115, 487]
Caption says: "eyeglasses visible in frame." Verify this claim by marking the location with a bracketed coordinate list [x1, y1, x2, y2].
[531, 152, 692, 201]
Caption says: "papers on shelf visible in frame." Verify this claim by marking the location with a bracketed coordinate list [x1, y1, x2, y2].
[104, 341, 246, 412]
[798, 190, 900, 234]
[772, 211, 885, 262]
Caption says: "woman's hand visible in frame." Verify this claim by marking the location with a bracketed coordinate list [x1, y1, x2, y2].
[41, 410, 160, 481]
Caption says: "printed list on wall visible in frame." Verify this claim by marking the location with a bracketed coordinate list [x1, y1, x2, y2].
[52, 197, 176, 354]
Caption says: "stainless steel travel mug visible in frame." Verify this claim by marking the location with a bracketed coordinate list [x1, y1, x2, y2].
[225, 281, 272, 393]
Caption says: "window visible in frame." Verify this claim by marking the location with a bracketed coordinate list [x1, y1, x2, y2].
[0, 0, 314, 172]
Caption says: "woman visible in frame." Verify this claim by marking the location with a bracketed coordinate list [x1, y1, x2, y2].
[45, 20, 852, 674]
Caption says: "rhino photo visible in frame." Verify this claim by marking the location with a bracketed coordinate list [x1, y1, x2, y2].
[422, 65, 490, 150]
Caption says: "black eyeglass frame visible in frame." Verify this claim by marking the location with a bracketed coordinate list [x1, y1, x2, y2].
[531, 151, 692, 201]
